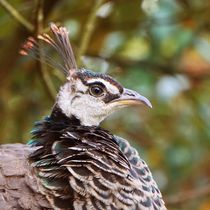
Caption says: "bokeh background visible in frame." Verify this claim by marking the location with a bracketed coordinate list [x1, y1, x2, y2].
[1, 0, 210, 209]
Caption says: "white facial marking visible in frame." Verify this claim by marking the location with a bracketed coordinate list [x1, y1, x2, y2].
[87, 78, 120, 94]
[57, 83, 74, 117]
[57, 80, 118, 126]
[75, 79, 87, 92]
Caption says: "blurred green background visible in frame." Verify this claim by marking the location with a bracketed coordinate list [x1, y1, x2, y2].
[1, 0, 210, 209]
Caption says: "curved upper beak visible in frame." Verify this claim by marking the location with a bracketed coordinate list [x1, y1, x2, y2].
[111, 88, 152, 108]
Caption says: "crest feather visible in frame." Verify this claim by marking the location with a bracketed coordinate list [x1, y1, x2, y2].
[20, 23, 77, 77]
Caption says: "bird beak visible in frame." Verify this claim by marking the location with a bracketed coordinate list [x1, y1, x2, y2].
[111, 88, 152, 108]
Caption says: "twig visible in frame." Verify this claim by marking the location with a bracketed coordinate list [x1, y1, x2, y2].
[77, 0, 105, 66]
[0, 0, 34, 32]
[35, 0, 56, 101]
[165, 183, 210, 206]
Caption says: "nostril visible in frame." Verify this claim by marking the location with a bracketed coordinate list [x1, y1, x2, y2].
[127, 93, 135, 96]
[125, 90, 135, 97]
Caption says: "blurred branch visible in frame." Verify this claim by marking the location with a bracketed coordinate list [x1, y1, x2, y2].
[86, 53, 210, 80]
[77, 0, 105, 66]
[35, 0, 56, 101]
[0, 0, 34, 32]
[85, 53, 177, 73]
[165, 183, 210, 206]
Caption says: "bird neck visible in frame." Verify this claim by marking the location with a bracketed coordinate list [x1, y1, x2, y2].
[28, 105, 115, 164]
[28, 105, 82, 148]
[50, 104, 81, 126]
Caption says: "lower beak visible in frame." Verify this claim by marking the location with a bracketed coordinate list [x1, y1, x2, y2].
[111, 88, 152, 108]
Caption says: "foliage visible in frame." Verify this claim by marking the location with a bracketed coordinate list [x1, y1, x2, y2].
[1, 0, 210, 209]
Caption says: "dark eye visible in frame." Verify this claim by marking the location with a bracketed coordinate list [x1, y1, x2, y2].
[89, 85, 104, 97]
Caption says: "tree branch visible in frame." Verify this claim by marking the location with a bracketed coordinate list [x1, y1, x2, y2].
[35, 0, 56, 101]
[0, 0, 34, 32]
[77, 0, 105, 66]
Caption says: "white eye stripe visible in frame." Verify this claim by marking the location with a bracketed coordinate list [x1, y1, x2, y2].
[87, 78, 120, 94]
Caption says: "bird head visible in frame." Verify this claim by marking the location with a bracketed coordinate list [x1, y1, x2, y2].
[20, 23, 152, 126]
[57, 68, 152, 126]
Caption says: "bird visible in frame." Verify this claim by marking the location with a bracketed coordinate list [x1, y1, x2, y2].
[0, 23, 166, 210]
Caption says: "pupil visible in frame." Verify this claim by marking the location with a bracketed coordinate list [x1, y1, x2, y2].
[94, 87, 101, 94]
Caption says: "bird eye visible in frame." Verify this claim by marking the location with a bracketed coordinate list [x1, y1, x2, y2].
[89, 85, 104, 97]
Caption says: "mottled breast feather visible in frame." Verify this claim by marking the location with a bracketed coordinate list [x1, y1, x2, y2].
[28, 106, 166, 210]
[0, 144, 51, 210]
